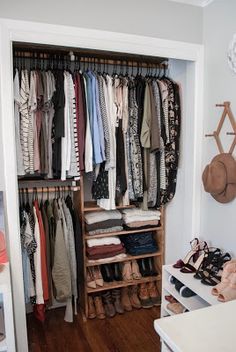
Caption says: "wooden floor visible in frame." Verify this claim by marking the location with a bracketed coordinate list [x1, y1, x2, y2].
[27, 306, 161, 352]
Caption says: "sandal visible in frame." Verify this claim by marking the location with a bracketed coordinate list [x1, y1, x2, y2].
[201, 252, 231, 286]
[194, 248, 222, 280]
[212, 260, 236, 296]
[173, 238, 200, 269]
[180, 250, 207, 274]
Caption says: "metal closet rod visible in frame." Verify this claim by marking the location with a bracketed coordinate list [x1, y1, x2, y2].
[18, 186, 80, 193]
[13, 48, 168, 69]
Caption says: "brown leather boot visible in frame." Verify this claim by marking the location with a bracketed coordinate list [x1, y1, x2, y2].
[139, 283, 153, 308]
[147, 282, 160, 306]
[88, 296, 96, 319]
[112, 289, 124, 314]
[94, 296, 105, 319]
[121, 287, 132, 311]
[102, 292, 116, 318]
[129, 285, 141, 309]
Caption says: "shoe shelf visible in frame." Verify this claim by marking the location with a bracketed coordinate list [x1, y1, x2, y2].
[164, 265, 220, 306]
[83, 201, 136, 212]
[84, 227, 162, 240]
[87, 275, 161, 293]
[78, 174, 165, 320]
[86, 251, 162, 267]
[164, 282, 207, 311]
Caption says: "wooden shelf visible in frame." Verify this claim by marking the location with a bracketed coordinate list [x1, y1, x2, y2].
[83, 201, 136, 212]
[86, 251, 161, 267]
[85, 227, 162, 239]
[87, 275, 161, 293]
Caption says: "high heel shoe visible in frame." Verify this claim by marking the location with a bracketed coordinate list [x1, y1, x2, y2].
[138, 259, 149, 277]
[131, 260, 142, 280]
[112, 263, 123, 281]
[194, 248, 222, 280]
[180, 250, 207, 274]
[201, 252, 232, 286]
[173, 238, 200, 269]
[122, 261, 133, 282]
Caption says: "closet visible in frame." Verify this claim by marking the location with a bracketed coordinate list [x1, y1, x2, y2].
[12, 42, 182, 325]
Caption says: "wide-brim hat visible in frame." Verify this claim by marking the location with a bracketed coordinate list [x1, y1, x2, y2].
[202, 153, 236, 203]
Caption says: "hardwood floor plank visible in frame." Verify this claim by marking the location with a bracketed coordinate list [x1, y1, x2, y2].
[27, 307, 161, 352]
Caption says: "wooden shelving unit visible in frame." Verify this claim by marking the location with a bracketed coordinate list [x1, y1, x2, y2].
[78, 174, 165, 320]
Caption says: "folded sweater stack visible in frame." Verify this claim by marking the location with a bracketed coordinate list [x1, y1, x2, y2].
[121, 208, 161, 230]
[85, 210, 123, 236]
[121, 232, 158, 256]
[86, 236, 126, 261]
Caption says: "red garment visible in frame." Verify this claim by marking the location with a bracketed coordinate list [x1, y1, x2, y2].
[34, 200, 49, 302]
[75, 74, 86, 171]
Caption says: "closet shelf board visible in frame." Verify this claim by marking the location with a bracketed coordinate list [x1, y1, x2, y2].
[164, 282, 209, 311]
[0, 338, 7, 352]
[84, 227, 162, 239]
[165, 265, 220, 306]
[87, 275, 161, 293]
[86, 251, 161, 267]
[83, 201, 136, 212]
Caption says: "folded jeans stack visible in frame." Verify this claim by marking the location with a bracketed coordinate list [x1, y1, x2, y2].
[85, 210, 123, 236]
[121, 208, 161, 230]
[121, 232, 158, 256]
[86, 236, 126, 262]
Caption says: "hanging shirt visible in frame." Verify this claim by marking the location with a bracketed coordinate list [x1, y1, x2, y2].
[13, 69, 25, 176]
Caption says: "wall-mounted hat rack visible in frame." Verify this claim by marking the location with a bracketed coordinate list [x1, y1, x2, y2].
[205, 101, 236, 154]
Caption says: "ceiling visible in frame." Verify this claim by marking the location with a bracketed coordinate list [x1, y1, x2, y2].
[168, 0, 214, 7]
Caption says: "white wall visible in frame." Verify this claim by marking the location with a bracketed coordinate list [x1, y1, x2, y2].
[0, 0, 203, 44]
[201, 0, 236, 255]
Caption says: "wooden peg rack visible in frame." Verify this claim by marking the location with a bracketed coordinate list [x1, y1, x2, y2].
[205, 101, 236, 154]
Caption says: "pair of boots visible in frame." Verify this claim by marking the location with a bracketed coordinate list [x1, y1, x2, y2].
[138, 258, 158, 277]
[212, 260, 236, 302]
[122, 260, 142, 281]
[88, 295, 105, 319]
[101, 263, 122, 282]
[139, 282, 160, 308]
[102, 289, 124, 317]
[87, 266, 104, 289]
[121, 286, 142, 310]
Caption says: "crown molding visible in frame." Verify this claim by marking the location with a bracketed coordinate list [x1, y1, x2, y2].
[168, 0, 215, 7]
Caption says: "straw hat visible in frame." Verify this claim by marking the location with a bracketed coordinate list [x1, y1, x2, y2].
[202, 153, 236, 203]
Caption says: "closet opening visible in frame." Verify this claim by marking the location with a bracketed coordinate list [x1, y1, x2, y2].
[11, 38, 195, 350]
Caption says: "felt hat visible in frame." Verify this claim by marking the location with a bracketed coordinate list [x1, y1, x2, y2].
[202, 153, 236, 203]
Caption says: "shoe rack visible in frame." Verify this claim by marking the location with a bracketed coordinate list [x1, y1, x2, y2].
[77, 174, 165, 320]
[161, 264, 220, 319]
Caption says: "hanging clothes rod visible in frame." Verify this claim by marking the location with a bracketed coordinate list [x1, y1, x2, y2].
[18, 186, 80, 193]
[13, 45, 168, 69]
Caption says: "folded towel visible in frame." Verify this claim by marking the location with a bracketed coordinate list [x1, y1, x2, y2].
[124, 220, 159, 228]
[123, 215, 160, 224]
[87, 237, 121, 247]
[85, 210, 122, 224]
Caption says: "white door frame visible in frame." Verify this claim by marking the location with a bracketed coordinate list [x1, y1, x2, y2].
[0, 18, 204, 352]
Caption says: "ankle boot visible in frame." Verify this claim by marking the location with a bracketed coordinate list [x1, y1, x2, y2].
[147, 282, 160, 306]
[139, 283, 153, 308]
[94, 295, 105, 319]
[131, 260, 142, 280]
[138, 259, 149, 277]
[102, 291, 116, 318]
[112, 263, 123, 281]
[87, 268, 96, 289]
[146, 258, 158, 276]
[101, 264, 113, 282]
[122, 261, 133, 281]
[121, 287, 132, 311]
[129, 285, 141, 309]
[112, 289, 124, 314]
[88, 296, 96, 319]
[92, 266, 104, 287]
